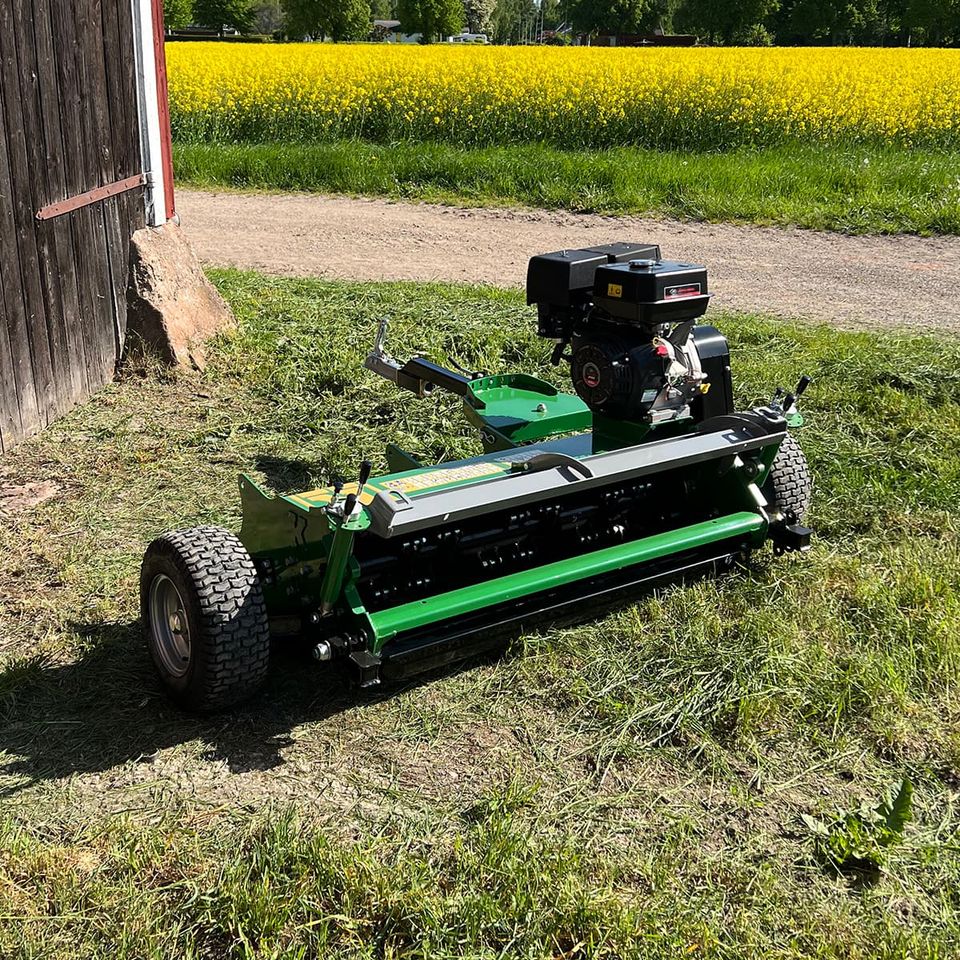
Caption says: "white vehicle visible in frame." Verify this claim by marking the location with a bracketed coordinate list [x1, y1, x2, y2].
[447, 31, 489, 43]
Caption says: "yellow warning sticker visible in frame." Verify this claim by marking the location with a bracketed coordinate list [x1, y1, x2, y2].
[294, 482, 377, 508]
[607, 283, 623, 298]
[291, 461, 508, 508]
[381, 462, 503, 494]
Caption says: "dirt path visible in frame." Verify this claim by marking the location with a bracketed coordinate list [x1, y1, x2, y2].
[179, 189, 960, 333]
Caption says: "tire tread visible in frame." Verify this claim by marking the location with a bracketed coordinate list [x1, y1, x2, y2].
[141, 526, 270, 711]
[765, 433, 812, 522]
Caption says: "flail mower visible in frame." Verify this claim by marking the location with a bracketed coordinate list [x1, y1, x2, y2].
[141, 244, 812, 711]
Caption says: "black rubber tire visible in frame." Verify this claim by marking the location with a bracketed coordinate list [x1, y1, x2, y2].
[763, 432, 812, 522]
[140, 526, 270, 712]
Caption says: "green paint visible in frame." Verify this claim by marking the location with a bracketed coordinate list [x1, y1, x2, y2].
[319, 521, 355, 611]
[465, 374, 591, 444]
[369, 512, 765, 645]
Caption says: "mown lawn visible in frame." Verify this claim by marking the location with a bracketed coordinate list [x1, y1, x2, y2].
[0, 272, 958, 958]
[173, 142, 960, 235]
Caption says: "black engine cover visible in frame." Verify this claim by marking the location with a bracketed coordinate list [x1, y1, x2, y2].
[570, 324, 735, 421]
[690, 325, 734, 421]
[593, 259, 710, 329]
[570, 330, 668, 418]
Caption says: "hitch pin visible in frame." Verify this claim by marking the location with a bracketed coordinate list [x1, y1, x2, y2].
[372, 317, 390, 359]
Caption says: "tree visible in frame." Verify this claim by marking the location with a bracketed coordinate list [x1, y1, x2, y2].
[780, 0, 882, 43]
[326, 0, 372, 38]
[282, 0, 372, 39]
[539, 0, 564, 29]
[396, 0, 464, 40]
[163, 0, 194, 29]
[491, 0, 536, 42]
[281, 0, 318, 35]
[193, 0, 256, 32]
[369, 0, 394, 18]
[252, 0, 284, 33]
[465, 0, 497, 33]
[675, 0, 779, 42]
[903, 0, 959, 43]
[562, 0, 670, 35]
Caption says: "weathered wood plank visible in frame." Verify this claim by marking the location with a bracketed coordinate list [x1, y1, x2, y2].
[0, 114, 27, 451]
[105, 0, 148, 362]
[29, 0, 89, 406]
[117, 0, 143, 182]
[70, 0, 118, 387]
[101, 0, 140, 180]
[0, 1, 57, 430]
[97, 0, 137, 359]
[49, 0, 105, 395]
[90, 0, 130, 360]
[10, 0, 76, 419]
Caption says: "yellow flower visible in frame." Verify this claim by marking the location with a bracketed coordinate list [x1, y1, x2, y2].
[166, 43, 960, 149]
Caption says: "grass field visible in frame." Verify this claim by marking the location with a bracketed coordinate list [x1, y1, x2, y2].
[1, 273, 959, 957]
[174, 141, 960, 235]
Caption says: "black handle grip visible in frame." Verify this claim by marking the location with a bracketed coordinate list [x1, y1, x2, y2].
[358, 459, 373, 491]
[510, 452, 594, 480]
[794, 375, 813, 399]
[343, 460, 373, 518]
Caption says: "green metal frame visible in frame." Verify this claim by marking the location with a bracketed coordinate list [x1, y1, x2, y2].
[238, 365, 795, 673]
[367, 512, 765, 647]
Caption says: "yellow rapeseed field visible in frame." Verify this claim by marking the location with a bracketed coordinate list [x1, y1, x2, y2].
[167, 43, 960, 149]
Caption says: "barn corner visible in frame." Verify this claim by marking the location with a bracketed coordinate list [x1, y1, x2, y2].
[124, 0, 234, 370]
[0, 0, 231, 456]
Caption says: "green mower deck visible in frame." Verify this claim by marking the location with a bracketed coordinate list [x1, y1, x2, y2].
[141, 245, 813, 710]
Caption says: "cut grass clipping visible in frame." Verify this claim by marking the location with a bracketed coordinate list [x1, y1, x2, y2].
[0, 273, 959, 958]
[174, 141, 960, 235]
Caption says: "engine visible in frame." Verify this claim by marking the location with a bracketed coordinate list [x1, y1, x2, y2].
[526, 244, 734, 424]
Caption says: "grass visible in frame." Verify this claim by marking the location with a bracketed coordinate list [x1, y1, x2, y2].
[173, 141, 960, 235]
[0, 272, 959, 957]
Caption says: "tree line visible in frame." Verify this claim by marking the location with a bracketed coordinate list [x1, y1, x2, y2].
[164, 0, 960, 45]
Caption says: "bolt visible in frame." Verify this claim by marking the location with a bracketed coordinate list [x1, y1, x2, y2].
[313, 641, 332, 662]
[535, 402, 547, 413]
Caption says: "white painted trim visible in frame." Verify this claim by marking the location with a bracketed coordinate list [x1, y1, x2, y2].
[130, 0, 167, 226]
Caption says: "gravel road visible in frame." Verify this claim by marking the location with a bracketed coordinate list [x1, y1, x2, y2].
[179, 189, 960, 333]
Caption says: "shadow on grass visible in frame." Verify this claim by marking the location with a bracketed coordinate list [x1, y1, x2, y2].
[0, 620, 404, 791]
[253, 454, 321, 495]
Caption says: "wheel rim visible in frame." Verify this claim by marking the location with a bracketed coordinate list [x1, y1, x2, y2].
[149, 574, 192, 678]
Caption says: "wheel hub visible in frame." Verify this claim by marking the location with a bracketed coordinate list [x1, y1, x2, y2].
[149, 574, 192, 678]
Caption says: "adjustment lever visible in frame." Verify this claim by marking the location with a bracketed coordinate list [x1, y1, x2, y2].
[782, 376, 813, 415]
[343, 460, 372, 517]
[448, 355, 485, 380]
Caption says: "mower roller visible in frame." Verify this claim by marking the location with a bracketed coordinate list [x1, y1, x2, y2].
[141, 243, 813, 711]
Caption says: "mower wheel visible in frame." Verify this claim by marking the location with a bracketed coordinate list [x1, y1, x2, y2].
[140, 526, 270, 712]
[764, 432, 812, 522]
